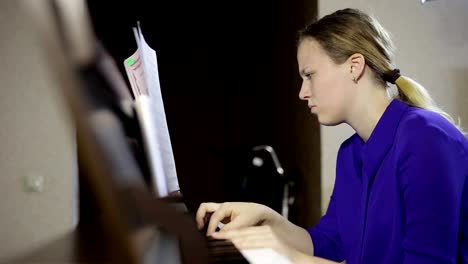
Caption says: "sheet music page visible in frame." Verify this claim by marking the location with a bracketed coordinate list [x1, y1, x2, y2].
[123, 24, 180, 197]
[124, 51, 148, 97]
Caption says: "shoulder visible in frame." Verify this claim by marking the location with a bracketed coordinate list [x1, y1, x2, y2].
[395, 108, 468, 200]
[395, 106, 468, 164]
[397, 106, 466, 148]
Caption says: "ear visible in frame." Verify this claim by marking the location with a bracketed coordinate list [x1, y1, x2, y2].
[347, 53, 366, 82]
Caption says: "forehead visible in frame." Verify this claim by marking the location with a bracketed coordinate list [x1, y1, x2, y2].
[297, 38, 327, 65]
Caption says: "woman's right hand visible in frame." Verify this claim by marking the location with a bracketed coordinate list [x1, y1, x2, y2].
[195, 202, 278, 236]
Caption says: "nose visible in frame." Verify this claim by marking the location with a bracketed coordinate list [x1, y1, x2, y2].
[298, 81, 310, 101]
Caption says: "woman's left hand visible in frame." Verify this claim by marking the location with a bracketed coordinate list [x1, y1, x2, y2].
[211, 225, 301, 263]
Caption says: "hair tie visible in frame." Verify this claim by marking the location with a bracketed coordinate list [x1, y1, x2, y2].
[383, 69, 401, 84]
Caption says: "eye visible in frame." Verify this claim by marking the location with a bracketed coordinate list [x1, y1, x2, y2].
[304, 72, 313, 80]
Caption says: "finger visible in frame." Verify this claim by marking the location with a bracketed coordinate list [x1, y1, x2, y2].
[207, 203, 232, 235]
[231, 237, 274, 249]
[215, 227, 290, 258]
[213, 226, 271, 240]
[195, 203, 220, 229]
[221, 224, 271, 235]
[231, 234, 276, 250]
[220, 216, 245, 232]
[231, 236, 293, 261]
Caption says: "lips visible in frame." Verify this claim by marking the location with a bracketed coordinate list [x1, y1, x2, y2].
[308, 105, 317, 113]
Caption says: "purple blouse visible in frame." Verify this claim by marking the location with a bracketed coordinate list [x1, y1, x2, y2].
[307, 99, 468, 264]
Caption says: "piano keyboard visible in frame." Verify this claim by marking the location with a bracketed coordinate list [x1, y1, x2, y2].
[206, 235, 249, 263]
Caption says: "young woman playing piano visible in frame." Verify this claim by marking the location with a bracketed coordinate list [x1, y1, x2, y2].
[196, 8, 468, 264]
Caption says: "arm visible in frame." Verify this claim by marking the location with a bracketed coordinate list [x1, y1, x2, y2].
[306, 190, 345, 262]
[264, 209, 315, 256]
[197, 196, 344, 262]
[399, 127, 466, 264]
[293, 252, 344, 264]
[212, 224, 344, 264]
[197, 202, 315, 255]
[265, 185, 344, 262]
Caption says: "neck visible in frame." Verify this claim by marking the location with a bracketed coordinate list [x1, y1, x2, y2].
[346, 85, 392, 142]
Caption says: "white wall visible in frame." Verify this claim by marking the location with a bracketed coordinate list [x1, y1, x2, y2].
[318, 0, 468, 212]
[0, 1, 78, 262]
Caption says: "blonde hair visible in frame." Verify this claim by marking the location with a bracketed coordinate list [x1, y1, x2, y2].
[298, 8, 464, 135]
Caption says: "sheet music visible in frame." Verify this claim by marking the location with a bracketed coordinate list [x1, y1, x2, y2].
[124, 23, 179, 197]
[124, 51, 148, 97]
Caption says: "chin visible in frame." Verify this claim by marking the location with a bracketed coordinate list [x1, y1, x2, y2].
[317, 115, 343, 126]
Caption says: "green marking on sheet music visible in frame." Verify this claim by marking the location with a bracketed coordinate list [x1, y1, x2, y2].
[127, 58, 135, 66]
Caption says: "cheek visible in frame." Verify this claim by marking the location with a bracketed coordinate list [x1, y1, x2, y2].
[317, 76, 348, 120]
[329, 81, 348, 110]
[316, 75, 344, 104]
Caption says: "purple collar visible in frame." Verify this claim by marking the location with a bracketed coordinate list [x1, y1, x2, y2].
[358, 99, 410, 180]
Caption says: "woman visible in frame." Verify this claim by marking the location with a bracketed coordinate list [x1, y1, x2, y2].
[196, 8, 468, 264]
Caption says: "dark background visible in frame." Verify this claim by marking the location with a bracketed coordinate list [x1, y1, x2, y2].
[86, 0, 322, 227]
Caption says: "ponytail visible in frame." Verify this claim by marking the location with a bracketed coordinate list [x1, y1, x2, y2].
[393, 75, 465, 135]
